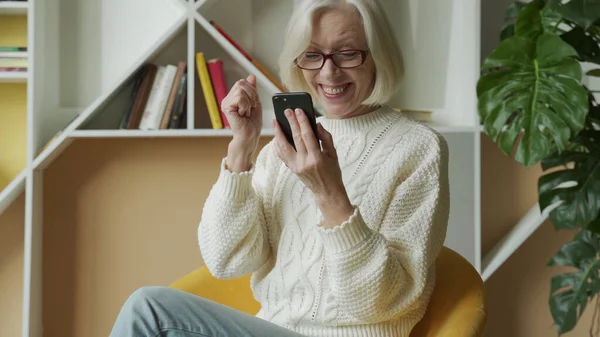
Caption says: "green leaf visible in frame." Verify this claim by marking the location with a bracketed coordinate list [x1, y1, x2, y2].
[548, 230, 600, 334]
[539, 130, 600, 231]
[501, 1, 528, 40]
[561, 26, 600, 64]
[541, 4, 564, 34]
[515, 1, 545, 40]
[477, 33, 589, 167]
[504, 1, 565, 40]
[587, 69, 600, 77]
[550, 0, 600, 30]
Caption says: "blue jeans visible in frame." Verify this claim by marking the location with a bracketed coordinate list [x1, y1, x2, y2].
[109, 286, 306, 337]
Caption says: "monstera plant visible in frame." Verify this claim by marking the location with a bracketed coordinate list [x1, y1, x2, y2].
[477, 0, 600, 334]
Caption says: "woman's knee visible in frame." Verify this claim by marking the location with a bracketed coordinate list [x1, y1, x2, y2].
[123, 286, 175, 313]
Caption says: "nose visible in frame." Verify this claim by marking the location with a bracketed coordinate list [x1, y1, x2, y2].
[320, 57, 340, 79]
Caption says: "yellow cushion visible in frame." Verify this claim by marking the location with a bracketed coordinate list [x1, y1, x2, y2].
[169, 266, 260, 315]
[170, 246, 486, 337]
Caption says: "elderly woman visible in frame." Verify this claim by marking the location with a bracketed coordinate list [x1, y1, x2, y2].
[110, 0, 449, 336]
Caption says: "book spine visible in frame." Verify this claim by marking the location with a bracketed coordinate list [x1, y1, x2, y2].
[138, 66, 166, 130]
[207, 58, 230, 128]
[160, 61, 187, 129]
[169, 73, 188, 129]
[195, 52, 223, 129]
[119, 66, 147, 129]
[126, 64, 158, 129]
[147, 64, 178, 130]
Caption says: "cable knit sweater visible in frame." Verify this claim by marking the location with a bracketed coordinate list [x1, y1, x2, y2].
[198, 105, 450, 337]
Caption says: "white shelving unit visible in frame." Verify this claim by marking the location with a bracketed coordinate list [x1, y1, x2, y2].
[0, 1, 28, 15]
[0, 0, 552, 335]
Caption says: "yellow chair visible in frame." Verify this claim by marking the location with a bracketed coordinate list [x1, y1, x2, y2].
[170, 246, 487, 337]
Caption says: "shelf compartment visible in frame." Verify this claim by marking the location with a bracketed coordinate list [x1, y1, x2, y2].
[32, 0, 187, 154]
[191, 19, 280, 131]
[78, 21, 190, 131]
[32, 16, 189, 170]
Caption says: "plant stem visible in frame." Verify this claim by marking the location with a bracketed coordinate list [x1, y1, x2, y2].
[529, 60, 540, 134]
[553, 19, 564, 34]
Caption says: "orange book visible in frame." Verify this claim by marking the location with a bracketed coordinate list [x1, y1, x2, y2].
[210, 20, 286, 92]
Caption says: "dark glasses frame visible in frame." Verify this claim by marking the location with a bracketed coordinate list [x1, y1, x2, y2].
[294, 49, 369, 70]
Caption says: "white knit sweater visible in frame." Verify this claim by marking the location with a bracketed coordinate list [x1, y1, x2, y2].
[198, 105, 450, 337]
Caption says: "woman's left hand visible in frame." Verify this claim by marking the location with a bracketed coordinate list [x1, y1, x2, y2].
[273, 108, 354, 228]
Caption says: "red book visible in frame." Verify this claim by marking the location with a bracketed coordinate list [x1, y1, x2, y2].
[207, 58, 230, 128]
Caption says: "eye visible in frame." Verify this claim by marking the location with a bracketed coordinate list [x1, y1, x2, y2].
[338, 51, 360, 58]
[302, 52, 322, 61]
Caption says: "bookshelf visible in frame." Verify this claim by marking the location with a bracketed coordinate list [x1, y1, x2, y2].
[0, 0, 550, 335]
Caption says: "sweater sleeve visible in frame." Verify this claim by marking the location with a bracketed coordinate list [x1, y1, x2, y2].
[316, 132, 450, 323]
[198, 141, 277, 279]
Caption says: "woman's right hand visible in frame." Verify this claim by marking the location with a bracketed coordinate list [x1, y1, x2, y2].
[222, 74, 263, 171]
[222, 74, 263, 143]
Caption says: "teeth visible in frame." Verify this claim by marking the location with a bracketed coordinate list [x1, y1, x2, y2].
[322, 85, 346, 95]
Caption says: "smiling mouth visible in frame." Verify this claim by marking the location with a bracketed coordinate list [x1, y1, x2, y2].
[320, 84, 350, 97]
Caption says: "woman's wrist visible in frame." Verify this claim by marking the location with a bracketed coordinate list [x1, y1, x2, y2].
[226, 139, 257, 172]
[316, 191, 355, 229]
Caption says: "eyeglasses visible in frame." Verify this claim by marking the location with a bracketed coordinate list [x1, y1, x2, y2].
[294, 49, 369, 70]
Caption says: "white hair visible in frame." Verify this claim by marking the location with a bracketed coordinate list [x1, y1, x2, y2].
[278, 0, 404, 106]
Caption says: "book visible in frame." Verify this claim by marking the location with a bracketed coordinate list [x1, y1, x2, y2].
[160, 61, 187, 129]
[0, 58, 27, 68]
[207, 58, 230, 128]
[126, 64, 158, 129]
[196, 52, 223, 129]
[139, 64, 177, 130]
[0, 47, 27, 52]
[119, 65, 148, 129]
[169, 72, 188, 129]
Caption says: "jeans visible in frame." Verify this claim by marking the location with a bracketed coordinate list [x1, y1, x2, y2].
[109, 286, 306, 337]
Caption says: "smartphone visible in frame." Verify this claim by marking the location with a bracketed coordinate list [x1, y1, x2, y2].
[272, 92, 319, 151]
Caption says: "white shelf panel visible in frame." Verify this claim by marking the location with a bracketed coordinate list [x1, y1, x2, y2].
[0, 169, 26, 216]
[440, 132, 478, 267]
[0, 51, 28, 58]
[69, 128, 274, 138]
[0, 72, 27, 82]
[481, 201, 560, 281]
[0, 1, 28, 15]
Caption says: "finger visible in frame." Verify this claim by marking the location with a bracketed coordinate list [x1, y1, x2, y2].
[237, 80, 259, 107]
[246, 74, 257, 87]
[317, 123, 337, 158]
[272, 119, 294, 166]
[295, 108, 320, 155]
[286, 109, 306, 155]
[236, 91, 253, 117]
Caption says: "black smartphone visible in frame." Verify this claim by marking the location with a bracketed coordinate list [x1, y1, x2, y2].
[272, 92, 319, 151]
